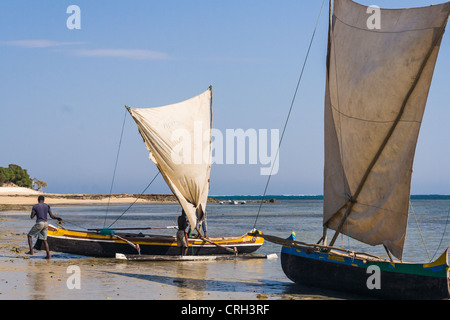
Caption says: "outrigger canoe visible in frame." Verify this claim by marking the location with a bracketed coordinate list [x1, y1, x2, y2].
[34, 225, 264, 257]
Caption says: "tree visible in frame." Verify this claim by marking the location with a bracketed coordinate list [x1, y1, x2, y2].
[0, 168, 6, 185]
[0, 164, 33, 188]
[33, 178, 48, 191]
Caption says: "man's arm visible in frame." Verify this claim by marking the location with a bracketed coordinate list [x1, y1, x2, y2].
[48, 207, 61, 221]
[30, 208, 36, 219]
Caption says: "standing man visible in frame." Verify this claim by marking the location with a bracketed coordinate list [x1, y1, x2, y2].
[176, 210, 189, 256]
[200, 211, 207, 238]
[26, 195, 62, 259]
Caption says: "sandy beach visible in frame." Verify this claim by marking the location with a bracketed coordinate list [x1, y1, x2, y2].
[0, 187, 300, 301]
[0, 187, 180, 299]
[0, 186, 190, 212]
[0, 214, 340, 301]
[0, 187, 350, 302]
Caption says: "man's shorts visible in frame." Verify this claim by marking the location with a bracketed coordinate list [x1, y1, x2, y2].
[176, 230, 188, 247]
[28, 221, 49, 240]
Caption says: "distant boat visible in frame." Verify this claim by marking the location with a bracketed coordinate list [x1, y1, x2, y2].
[258, 0, 449, 299]
[36, 87, 264, 257]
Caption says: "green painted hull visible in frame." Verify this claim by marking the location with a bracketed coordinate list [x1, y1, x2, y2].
[281, 246, 449, 299]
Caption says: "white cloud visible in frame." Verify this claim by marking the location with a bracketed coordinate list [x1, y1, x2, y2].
[2, 39, 171, 60]
[2, 39, 84, 48]
[74, 49, 171, 60]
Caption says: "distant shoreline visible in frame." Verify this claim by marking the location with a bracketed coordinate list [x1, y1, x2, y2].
[1, 189, 447, 212]
[212, 194, 450, 200]
[0, 193, 199, 212]
[0, 193, 278, 212]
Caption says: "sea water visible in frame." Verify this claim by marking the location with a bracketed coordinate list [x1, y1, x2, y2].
[1, 196, 449, 300]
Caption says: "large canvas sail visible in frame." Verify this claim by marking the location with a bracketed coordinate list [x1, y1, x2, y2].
[324, 0, 450, 259]
[127, 87, 213, 229]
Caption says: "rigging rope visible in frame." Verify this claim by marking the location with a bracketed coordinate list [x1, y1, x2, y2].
[430, 205, 450, 262]
[100, 107, 161, 230]
[103, 108, 128, 228]
[55, 107, 163, 232]
[56, 219, 88, 231]
[107, 171, 160, 229]
[410, 201, 430, 261]
[252, 0, 326, 230]
[57, 171, 161, 232]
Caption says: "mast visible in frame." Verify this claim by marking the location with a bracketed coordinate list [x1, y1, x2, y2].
[321, 0, 334, 246]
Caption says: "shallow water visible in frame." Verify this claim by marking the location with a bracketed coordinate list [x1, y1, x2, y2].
[0, 197, 448, 300]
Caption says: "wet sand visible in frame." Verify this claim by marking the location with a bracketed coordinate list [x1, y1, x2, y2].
[0, 191, 358, 301]
[0, 212, 347, 301]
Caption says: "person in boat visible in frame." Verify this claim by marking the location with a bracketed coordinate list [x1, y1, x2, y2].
[198, 213, 207, 238]
[189, 209, 207, 239]
[26, 195, 62, 259]
[177, 210, 189, 256]
[189, 220, 207, 239]
[201, 219, 207, 238]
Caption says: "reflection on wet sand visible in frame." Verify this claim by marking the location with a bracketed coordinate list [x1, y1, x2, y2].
[103, 259, 356, 300]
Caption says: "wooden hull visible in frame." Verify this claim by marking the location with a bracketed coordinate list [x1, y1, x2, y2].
[281, 246, 449, 300]
[34, 225, 264, 258]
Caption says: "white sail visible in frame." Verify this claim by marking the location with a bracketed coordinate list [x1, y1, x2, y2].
[127, 87, 213, 229]
[324, 0, 450, 259]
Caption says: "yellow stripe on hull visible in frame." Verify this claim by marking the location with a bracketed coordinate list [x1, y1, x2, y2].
[47, 226, 264, 248]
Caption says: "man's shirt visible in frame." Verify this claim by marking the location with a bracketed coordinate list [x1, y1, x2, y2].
[32, 203, 51, 223]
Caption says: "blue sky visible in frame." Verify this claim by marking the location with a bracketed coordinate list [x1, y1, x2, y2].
[0, 1, 449, 195]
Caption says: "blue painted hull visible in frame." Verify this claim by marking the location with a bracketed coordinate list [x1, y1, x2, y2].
[281, 246, 449, 299]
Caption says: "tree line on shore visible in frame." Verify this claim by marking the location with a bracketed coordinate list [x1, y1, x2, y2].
[0, 164, 47, 191]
